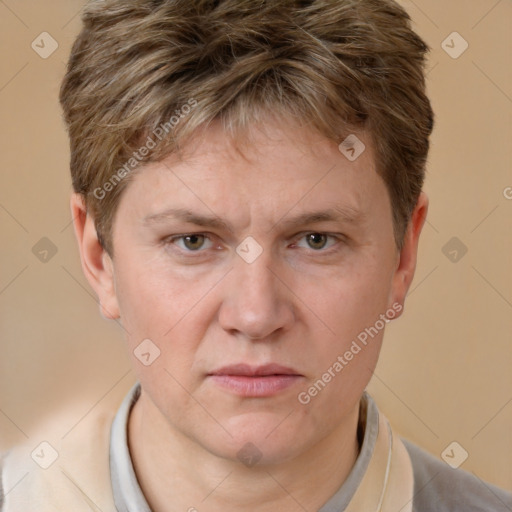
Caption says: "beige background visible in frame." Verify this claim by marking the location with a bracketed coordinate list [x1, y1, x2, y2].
[1, 0, 511, 492]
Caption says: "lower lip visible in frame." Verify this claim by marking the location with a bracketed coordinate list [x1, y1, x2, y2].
[209, 375, 302, 397]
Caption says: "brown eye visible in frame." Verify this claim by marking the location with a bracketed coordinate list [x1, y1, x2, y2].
[182, 234, 206, 251]
[306, 233, 328, 250]
[165, 233, 217, 256]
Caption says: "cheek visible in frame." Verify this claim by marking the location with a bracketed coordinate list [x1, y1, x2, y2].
[301, 248, 395, 400]
[112, 254, 224, 386]
[296, 321, 384, 424]
[114, 252, 209, 336]
[315, 255, 395, 339]
[114, 265, 169, 337]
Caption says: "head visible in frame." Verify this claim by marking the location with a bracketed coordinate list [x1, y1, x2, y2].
[62, 0, 433, 464]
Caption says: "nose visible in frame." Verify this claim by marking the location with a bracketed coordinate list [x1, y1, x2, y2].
[218, 253, 295, 341]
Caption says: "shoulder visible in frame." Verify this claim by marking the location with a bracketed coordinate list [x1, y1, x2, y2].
[0, 388, 129, 512]
[402, 439, 512, 512]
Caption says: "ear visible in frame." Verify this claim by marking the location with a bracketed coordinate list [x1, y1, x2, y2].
[70, 194, 120, 319]
[387, 191, 429, 317]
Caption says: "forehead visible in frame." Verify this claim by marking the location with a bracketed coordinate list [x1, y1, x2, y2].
[118, 118, 388, 231]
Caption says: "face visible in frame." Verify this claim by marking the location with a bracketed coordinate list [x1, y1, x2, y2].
[75, 117, 425, 465]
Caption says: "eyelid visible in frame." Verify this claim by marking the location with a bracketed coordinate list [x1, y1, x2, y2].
[292, 232, 344, 251]
[163, 231, 346, 254]
[165, 232, 215, 252]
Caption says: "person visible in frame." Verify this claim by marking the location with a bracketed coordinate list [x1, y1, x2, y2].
[1, 0, 511, 510]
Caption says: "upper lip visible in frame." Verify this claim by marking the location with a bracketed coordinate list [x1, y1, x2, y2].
[209, 363, 302, 377]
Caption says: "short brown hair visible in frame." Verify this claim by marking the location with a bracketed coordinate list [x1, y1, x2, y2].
[60, 0, 434, 255]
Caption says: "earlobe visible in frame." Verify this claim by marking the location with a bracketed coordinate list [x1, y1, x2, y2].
[70, 194, 120, 320]
[388, 192, 429, 314]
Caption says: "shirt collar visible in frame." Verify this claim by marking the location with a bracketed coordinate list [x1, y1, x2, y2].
[110, 383, 151, 512]
[109, 383, 379, 512]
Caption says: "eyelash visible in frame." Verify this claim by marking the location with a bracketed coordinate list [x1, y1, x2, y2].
[166, 233, 216, 253]
[164, 232, 344, 256]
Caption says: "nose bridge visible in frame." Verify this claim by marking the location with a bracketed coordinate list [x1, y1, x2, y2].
[237, 253, 276, 302]
[219, 248, 294, 340]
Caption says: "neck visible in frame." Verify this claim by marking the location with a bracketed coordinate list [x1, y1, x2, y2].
[128, 393, 361, 512]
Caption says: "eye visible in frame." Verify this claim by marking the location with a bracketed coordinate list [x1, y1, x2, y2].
[295, 232, 338, 251]
[170, 234, 213, 251]
[305, 233, 328, 250]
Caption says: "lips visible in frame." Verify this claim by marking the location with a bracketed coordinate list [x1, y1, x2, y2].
[209, 363, 301, 377]
[208, 363, 303, 397]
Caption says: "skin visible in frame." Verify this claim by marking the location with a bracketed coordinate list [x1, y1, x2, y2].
[72, 117, 427, 512]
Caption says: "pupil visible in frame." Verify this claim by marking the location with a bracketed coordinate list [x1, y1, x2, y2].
[185, 235, 203, 250]
[308, 233, 327, 249]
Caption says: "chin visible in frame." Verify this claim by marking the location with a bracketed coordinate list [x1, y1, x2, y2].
[205, 413, 314, 467]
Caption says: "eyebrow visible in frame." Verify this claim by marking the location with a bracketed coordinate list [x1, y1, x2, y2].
[278, 206, 364, 228]
[142, 206, 364, 231]
[143, 208, 231, 231]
